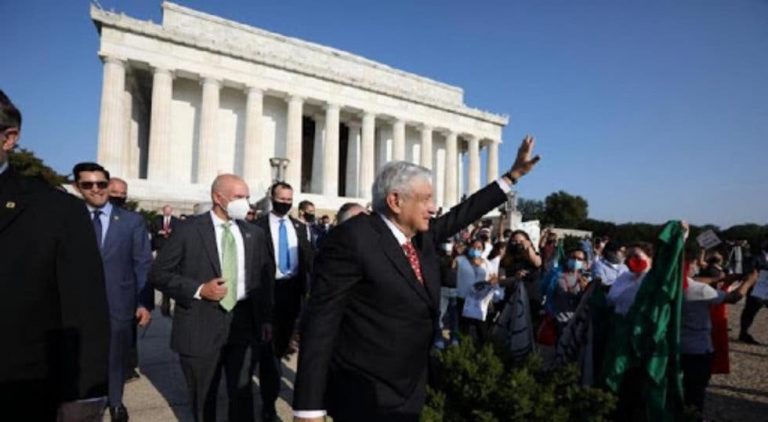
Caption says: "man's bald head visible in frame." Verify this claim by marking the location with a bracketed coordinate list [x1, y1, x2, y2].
[162, 205, 173, 216]
[211, 174, 247, 196]
[108, 177, 128, 197]
[210, 174, 250, 217]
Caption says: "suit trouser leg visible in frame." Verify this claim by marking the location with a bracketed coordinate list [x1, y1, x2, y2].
[221, 342, 256, 422]
[258, 340, 282, 409]
[125, 321, 138, 374]
[179, 351, 221, 422]
[740, 293, 764, 335]
[108, 319, 133, 407]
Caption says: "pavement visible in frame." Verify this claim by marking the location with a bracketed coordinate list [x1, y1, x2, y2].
[112, 299, 768, 421]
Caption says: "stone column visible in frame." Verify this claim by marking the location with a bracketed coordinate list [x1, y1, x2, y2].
[96, 56, 126, 175]
[197, 77, 221, 184]
[242, 87, 264, 191]
[392, 118, 406, 161]
[444, 131, 458, 207]
[420, 124, 433, 170]
[359, 112, 376, 200]
[487, 140, 499, 184]
[467, 135, 481, 193]
[147, 67, 173, 181]
[310, 113, 325, 194]
[323, 103, 340, 196]
[345, 121, 362, 197]
[121, 84, 135, 178]
[285, 95, 304, 191]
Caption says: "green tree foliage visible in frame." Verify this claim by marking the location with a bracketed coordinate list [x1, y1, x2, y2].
[422, 341, 616, 422]
[543, 191, 589, 227]
[518, 198, 545, 221]
[8, 148, 67, 186]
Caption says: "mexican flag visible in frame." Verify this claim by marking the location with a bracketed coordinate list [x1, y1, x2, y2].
[601, 221, 686, 421]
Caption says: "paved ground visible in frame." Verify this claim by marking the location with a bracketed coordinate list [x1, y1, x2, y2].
[115, 300, 768, 421]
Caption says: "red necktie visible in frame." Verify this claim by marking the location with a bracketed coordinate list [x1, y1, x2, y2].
[402, 241, 424, 285]
[163, 217, 169, 232]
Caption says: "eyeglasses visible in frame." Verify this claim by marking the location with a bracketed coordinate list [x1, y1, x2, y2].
[78, 181, 109, 190]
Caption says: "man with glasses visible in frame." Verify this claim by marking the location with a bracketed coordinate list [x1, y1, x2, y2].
[0, 90, 110, 421]
[72, 162, 153, 422]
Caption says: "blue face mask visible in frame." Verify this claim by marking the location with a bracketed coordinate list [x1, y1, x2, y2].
[567, 258, 584, 272]
[468, 249, 482, 259]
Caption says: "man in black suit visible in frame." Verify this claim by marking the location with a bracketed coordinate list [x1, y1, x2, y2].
[73, 163, 154, 422]
[254, 181, 314, 421]
[0, 90, 110, 420]
[293, 136, 540, 421]
[151, 205, 180, 316]
[151, 174, 274, 422]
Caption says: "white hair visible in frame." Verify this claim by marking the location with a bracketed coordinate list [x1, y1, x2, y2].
[371, 161, 432, 214]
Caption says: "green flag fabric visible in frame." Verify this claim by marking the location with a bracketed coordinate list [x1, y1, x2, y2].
[601, 221, 686, 421]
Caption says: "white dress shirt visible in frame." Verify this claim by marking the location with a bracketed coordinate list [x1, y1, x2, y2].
[269, 212, 299, 279]
[0, 159, 8, 175]
[195, 211, 246, 302]
[294, 178, 512, 419]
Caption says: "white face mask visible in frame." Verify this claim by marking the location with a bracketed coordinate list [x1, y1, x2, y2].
[225, 198, 251, 220]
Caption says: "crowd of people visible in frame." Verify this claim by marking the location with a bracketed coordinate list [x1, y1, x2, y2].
[2, 82, 766, 422]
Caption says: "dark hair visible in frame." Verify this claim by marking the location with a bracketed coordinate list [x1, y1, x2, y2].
[503, 228, 513, 237]
[270, 181, 293, 197]
[603, 241, 623, 254]
[298, 200, 314, 211]
[72, 162, 110, 183]
[567, 248, 586, 259]
[508, 230, 532, 243]
[337, 202, 363, 223]
[0, 90, 21, 131]
[627, 241, 654, 259]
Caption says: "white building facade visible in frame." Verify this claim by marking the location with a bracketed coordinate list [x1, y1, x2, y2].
[92, 2, 508, 212]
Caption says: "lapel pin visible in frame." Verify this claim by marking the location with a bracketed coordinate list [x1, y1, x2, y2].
[114, 215, 120, 221]
[5, 201, 15, 209]
[245, 233, 251, 238]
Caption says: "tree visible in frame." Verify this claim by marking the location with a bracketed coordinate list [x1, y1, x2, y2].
[8, 148, 67, 186]
[518, 198, 545, 221]
[543, 191, 589, 228]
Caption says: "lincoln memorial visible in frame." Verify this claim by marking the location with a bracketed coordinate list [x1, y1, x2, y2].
[92, 2, 508, 213]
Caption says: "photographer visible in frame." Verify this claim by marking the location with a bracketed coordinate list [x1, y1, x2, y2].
[739, 238, 768, 344]
[499, 230, 543, 323]
[552, 248, 591, 336]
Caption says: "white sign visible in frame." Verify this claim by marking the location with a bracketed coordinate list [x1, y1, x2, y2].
[696, 230, 722, 250]
[750, 270, 768, 301]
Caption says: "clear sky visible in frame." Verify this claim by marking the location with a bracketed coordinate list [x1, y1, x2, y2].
[2, 0, 766, 228]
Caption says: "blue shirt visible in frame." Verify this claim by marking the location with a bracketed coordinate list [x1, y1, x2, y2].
[592, 257, 628, 287]
[0, 160, 8, 175]
[86, 201, 113, 246]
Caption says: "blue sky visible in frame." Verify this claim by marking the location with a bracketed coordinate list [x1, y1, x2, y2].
[2, 0, 766, 228]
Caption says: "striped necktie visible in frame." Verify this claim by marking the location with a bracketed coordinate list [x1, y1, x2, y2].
[220, 222, 238, 311]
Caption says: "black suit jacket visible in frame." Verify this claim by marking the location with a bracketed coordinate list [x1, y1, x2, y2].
[293, 181, 508, 418]
[254, 213, 314, 288]
[150, 215, 179, 252]
[0, 168, 110, 406]
[150, 212, 274, 356]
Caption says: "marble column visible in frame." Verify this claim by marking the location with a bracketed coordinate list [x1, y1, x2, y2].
[96, 56, 126, 175]
[392, 118, 406, 161]
[467, 135, 481, 193]
[197, 77, 220, 184]
[121, 83, 134, 178]
[285, 95, 304, 191]
[323, 103, 340, 196]
[345, 121, 361, 197]
[359, 112, 376, 200]
[487, 140, 499, 184]
[444, 131, 458, 207]
[310, 113, 325, 194]
[420, 124, 433, 170]
[147, 67, 173, 181]
[242, 87, 265, 191]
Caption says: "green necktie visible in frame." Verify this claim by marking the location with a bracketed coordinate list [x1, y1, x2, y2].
[220, 222, 238, 311]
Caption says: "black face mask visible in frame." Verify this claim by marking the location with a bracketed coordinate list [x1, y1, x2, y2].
[511, 243, 526, 254]
[304, 213, 316, 223]
[109, 196, 127, 207]
[272, 201, 292, 216]
[604, 251, 622, 265]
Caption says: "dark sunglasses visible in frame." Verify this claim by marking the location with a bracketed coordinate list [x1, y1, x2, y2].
[78, 181, 109, 190]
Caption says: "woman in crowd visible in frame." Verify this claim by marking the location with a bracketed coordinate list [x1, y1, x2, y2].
[552, 248, 591, 336]
[456, 239, 495, 343]
[606, 242, 655, 316]
[681, 245, 758, 419]
[434, 240, 461, 349]
[500, 230, 543, 325]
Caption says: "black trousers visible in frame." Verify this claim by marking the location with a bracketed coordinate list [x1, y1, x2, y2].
[681, 353, 713, 418]
[259, 277, 302, 409]
[180, 342, 256, 422]
[739, 293, 765, 335]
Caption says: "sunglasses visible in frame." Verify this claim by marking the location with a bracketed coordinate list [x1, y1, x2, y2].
[78, 181, 109, 190]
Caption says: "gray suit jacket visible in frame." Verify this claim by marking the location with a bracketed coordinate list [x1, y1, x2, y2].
[150, 212, 274, 356]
